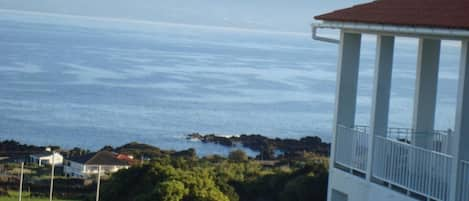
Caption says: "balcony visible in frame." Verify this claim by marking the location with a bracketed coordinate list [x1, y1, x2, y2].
[333, 124, 462, 201]
[335, 125, 369, 173]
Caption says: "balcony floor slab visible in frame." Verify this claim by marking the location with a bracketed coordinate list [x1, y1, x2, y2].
[329, 168, 420, 201]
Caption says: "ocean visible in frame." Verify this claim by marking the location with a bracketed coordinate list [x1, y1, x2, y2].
[0, 10, 461, 156]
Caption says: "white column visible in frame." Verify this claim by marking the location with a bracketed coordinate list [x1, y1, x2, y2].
[449, 40, 469, 201]
[334, 32, 361, 127]
[412, 38, 441, 148]
[327, 31, 361, 201]
[367, 35, 394, 180]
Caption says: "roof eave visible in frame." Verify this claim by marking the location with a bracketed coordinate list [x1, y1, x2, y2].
[313, 20, 469, 40]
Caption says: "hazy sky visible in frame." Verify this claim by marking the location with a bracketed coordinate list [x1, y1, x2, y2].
[0, 0, 369, 32]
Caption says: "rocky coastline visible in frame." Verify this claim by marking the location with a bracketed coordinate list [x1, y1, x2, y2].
[187, 133, 330, 160]
[1, 132, 331, 162]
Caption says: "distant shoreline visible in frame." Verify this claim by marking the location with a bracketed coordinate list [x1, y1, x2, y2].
[0, 133, 330, 160]
[187, 133, 330, 160]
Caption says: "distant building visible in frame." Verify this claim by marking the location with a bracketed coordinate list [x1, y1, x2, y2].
[63, 151, 130, 178]
[30, 151, 63, 166]
[116, 154, 138, 165]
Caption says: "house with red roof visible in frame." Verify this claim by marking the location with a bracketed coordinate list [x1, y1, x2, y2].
[116, 153, 138, 165]
[313, 1, 469, 201]
[63, 151, 130, 178]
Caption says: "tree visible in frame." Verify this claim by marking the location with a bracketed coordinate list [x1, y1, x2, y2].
[100, 152, 329, 201]
[228, 150, 248, 162]
[100, 145, 114, 152]
[101, 163, 230, 201]
[155, 180, 188, 201]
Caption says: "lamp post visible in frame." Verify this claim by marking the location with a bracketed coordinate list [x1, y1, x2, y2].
[96, 165, 101, 201]
[18, 162, 24, 201]
[49, 153, 55, 201]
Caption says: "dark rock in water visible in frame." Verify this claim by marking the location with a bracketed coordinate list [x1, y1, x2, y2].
[187, 133, 234, 147]
[187, 133, 331, 159]
[112, 142, 197, 159]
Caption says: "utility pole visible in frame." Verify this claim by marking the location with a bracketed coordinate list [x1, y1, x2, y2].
[18, 162, 24, 201]
[96, 166, 101, 201]
[49, 153, 55, 201]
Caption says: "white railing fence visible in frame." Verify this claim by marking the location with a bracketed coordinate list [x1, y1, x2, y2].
[461, 160, 469, 201]
[386, 127, 450, 154]
[335, 124, 369, 172]
[373, 136, 453, 201]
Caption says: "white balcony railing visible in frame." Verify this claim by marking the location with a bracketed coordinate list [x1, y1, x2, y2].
[386, 127, 451, 154]
[461, 160, 469, 201]
[335, 124, 369, 172]
[334, 124, 455, 201]
[373, 136, 452, 201]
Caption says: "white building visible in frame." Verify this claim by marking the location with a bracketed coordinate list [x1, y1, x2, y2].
[63, 151, 130, 178]
[30, 151, 63, 166]
[313, 1, 469, 201]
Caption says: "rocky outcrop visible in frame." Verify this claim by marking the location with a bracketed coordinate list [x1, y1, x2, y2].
[187, 133, 331, 160]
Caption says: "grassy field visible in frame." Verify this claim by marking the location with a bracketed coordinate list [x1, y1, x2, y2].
[0, 191, 78, 201]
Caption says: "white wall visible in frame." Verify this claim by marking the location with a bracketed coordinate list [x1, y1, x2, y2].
[329, 169, 418, 201]
[64, 160, 86, 178]
[64, 161, 129, 178]
[31, 152, 63, 166]
[84, 165, 128, 174]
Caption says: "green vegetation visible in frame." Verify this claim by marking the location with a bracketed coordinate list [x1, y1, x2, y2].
[228, 149, 248, 162]
[100, 150, 329, 201]
[0, 163, 96, 201]
[0, 141, 56, 155]
[4, 163, 65, 180]
[0, 191, 76, 201]
[0, 140, 329, 201]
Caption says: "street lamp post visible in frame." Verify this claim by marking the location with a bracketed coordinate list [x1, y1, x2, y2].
[96, 165, 102, 201]
[49, 153, 55, 201]
[18, 162, 24, 201]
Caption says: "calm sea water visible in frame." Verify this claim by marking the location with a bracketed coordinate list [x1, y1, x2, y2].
[0, 10, 461, 155]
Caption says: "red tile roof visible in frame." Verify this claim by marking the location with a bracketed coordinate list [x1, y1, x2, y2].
[68, 151, 129, 166]
[315, 0, 469, 30]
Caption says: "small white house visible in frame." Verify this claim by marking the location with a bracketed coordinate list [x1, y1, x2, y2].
[30, 151, 63, 166]
[63, 151, 130, 178]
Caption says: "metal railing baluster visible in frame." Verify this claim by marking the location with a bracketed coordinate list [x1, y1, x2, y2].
[334, 124, 454, 201]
